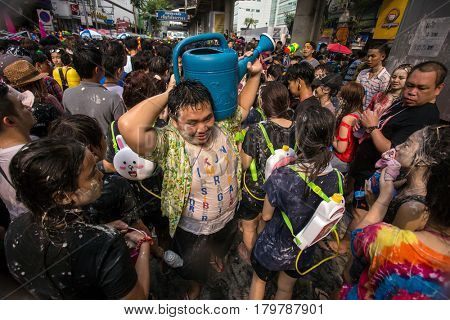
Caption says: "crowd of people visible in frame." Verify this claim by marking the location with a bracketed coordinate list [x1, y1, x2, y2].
[0, 32, 448, 300]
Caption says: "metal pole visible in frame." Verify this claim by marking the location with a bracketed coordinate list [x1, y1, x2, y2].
[93, 0, 98, 29]
[82, 0, 89, 28]
[132, 5, 138, 33]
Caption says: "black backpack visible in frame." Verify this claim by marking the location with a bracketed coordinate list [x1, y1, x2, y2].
[57, 67, 71, 91]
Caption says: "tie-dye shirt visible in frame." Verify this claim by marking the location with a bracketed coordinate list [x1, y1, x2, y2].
[341, 223, 450, 300]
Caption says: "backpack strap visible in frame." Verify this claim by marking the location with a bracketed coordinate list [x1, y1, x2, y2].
[280, 166, 343, 241]
[248, 123, 275, 182]
[64, 67, 72, 84]
[58, 67, 69, 90]
[258, 122, 275, 155]
[110, 120, 119, 153]
[256, 107, 267, 121]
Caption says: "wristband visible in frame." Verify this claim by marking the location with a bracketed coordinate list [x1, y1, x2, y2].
[366, 126, 378, 134]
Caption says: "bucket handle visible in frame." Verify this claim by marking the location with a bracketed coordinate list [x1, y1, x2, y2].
[172, 33, 228, 84]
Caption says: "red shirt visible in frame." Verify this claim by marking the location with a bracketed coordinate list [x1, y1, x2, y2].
[334, 113, 360, 163]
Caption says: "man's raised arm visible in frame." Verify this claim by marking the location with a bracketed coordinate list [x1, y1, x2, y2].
[118, 76, 175, 156]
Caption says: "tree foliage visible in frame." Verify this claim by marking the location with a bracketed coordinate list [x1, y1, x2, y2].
[140, 0, 174, 35]
[284, 12, 295, 35]
[244, 17, 258, 29]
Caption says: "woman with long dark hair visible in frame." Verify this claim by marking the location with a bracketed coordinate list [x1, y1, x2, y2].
[331, 82, 365, 173]
[249, 105, 343, 300]
[238, 81, 296, 261]
[5, 138, 151, 299]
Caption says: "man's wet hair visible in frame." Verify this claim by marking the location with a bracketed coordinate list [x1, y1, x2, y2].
[368, 44, 388, 56]
[305, 40, 316, 51]
[49, 114, 104, 150]
[31, 52, 48, 65]
[61, 52, 72, 66]
[410, 61, 448, 87]
[123, 71, 165, 110]
[168, 80, 214, 119]
[131, 50, 152, 72]
[155, 45, 172, 61]
[285, 62, 315, 86]
[149, 56, 169, 76]
[123, 37, 138, 51]
[102, 41, 127, 78]
[72, 45, 102, 79]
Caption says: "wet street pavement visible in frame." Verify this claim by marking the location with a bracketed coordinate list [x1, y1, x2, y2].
[150, 229, 349, 300]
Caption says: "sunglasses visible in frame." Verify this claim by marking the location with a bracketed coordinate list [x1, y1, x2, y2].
[50, 48, 64, 54]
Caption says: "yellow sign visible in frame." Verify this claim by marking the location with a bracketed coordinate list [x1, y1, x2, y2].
[90, 11, 108, 21]
[373, 0, 409, 39]
[213, 13, 225, 34]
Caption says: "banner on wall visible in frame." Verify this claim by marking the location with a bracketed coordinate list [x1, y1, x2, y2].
[373, 0, 409, 39]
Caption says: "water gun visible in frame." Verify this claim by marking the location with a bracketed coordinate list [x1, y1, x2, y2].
[284, 43, 300, 55]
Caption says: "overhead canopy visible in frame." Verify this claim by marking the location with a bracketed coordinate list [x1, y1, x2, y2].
[80, 29, 103, 40]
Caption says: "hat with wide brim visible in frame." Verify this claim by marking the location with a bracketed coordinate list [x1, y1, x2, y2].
[3, 59, 47, 87]
[0, 54, 33, 77]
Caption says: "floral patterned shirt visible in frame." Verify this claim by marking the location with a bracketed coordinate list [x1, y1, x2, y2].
[145, 108, 243, 237]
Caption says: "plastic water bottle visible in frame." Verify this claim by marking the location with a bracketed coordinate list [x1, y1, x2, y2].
[163, 250, 184, 268]
[353, 127, 365, 139]
[369, 171, 381, 195]
[354, 190, 365, 201]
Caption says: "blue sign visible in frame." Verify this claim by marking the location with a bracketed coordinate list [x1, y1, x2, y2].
[156, 10, 188, 22]
[105, 19, 114, 25]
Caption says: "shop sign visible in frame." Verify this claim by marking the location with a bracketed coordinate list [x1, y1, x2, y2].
[373, 0, 409, 39]
[69, 3, 80, 16]
[408, 17, 450, 57]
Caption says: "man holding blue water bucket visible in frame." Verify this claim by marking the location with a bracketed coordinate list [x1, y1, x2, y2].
[119, 32, 274, 299]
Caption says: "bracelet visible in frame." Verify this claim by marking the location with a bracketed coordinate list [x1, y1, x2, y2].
[366, 126, 378, 134]
[136, 236, 154, 251]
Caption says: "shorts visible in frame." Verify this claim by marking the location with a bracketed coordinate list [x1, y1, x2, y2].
[236, 195, 262, 221]
[172, 218, 238, 284]
[330, 154, 350, 173]
[250, 250, 301, 282]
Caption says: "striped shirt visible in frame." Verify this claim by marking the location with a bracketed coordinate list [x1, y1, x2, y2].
[356, 67, 390, 109]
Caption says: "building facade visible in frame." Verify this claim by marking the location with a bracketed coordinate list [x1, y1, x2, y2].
[270, 0, 297, 27]
[233, 0, 297, 32]
[233, 0, 271, 31]
[50, 0, 136, 33]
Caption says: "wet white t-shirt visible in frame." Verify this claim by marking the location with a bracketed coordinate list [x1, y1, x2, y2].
[0, 144, 28, 220]
[178, 126, 239, 235]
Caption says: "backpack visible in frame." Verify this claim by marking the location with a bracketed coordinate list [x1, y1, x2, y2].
[57, 67, 71, 91]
